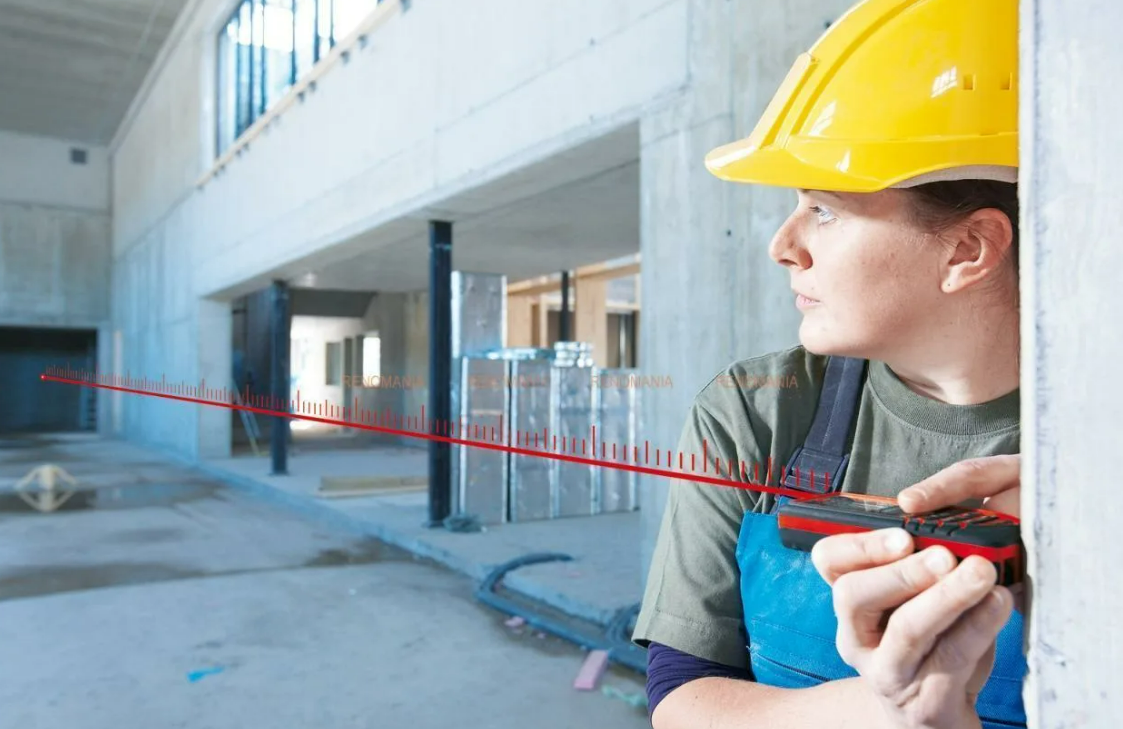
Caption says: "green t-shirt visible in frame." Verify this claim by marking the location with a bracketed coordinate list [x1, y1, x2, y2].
[632, 345, 1020, 669]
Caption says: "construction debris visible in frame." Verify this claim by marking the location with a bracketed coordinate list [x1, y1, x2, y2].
[573, 649, 610, 691]
[316, 475, 428, 499]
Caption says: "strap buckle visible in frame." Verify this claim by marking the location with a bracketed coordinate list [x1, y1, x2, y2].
[782, 445, 850, 494]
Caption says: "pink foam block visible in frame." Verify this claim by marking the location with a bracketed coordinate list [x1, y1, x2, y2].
[573, 650, 610, 691]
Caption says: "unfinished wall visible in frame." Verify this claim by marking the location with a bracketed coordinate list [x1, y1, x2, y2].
[110, 0, 688, 459]
[360, 291, 429, 448]
[0, 131, 111, 330]
[0, 130, 109, 211]
[1021, 0, 1123, 722]
[638, 0, 852, 572]
[290, 314, 367, 423]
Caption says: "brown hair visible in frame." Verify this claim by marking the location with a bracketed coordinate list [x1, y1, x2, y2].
[905, 179, 1020, 272]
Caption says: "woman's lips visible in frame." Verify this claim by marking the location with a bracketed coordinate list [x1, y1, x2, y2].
[795, 294, 820, 308]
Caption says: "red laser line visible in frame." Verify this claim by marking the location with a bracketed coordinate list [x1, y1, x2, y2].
[38, 373, 826, 501]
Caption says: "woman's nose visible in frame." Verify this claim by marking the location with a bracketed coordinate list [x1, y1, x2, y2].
[768, 216, 810, 270]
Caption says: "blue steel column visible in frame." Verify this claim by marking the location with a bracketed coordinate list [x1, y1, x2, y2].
[428, 220, 453, 525]
[270, 280, 291, 475]
[558, 271, 571, 341]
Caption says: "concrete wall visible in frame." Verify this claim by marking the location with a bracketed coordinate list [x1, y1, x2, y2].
[0, 130, 109, 211]
[1021, 0, 1123, 722]
[109, 0, 688, 459]
[637, 0, 851, 571]
[359, 291, 429, 448]
[0, 130, 112, 432]
[290, 314, 367, 424]
[0, 130, 112, 330]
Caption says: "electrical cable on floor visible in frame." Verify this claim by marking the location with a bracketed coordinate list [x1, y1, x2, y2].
[474, 552, 648, 675]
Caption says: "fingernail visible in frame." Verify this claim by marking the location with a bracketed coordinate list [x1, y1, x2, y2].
[925, 548, 954, 573]
[884, 529, 910, 552]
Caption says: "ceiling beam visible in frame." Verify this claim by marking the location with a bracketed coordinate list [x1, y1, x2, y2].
[507, 255, 641, 297]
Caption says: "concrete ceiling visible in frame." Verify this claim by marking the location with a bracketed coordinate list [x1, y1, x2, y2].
[288, 124, 642, 293]
[0, 0, 189, 144]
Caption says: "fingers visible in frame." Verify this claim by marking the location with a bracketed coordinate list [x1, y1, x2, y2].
[898, 455, 1020, 513]
[811, 528, 916, 586]
[832, 545, 958, 655]
[874, 557, 1000, 679]
[982, 488, 1021, 518]
[920, 585, 1013, 680]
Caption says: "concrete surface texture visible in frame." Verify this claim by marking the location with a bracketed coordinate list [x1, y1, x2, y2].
[0, 131, 112, 330]
[202, 440, 644, 627]
[108, 0, 685, 460]
[636, 0, 854, 574]
[1020, 0, 1123, 722]
[0, 1, 187, 144]
[0, 434, 649, 729]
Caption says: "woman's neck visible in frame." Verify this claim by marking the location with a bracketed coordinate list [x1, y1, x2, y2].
[882, 309, 1021, 406]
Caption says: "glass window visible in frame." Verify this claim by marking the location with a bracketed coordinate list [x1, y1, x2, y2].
[216, 17, 240, 152]
[263, 0, 296, 109]
[215, 0, 382, 155]
[334, 0, 378, 40]
[362, 335, 381, 379]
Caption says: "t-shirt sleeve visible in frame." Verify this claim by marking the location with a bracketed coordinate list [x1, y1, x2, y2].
[631, 397, 761, 670]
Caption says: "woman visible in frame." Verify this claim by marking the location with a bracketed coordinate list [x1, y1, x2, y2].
[632, 1, 1026, 728]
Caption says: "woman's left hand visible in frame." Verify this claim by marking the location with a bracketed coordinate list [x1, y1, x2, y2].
[812, 530, 1013, 729]
[897, 454, 1021, 519]
[897, 454, 1025, 613]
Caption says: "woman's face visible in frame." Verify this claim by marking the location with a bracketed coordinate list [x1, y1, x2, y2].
[769, 188, 945, 360]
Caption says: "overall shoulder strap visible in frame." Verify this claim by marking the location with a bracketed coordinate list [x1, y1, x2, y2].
[782, 356, 868, 493]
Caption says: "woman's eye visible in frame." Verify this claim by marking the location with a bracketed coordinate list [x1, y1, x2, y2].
[810, 205, 837, 224]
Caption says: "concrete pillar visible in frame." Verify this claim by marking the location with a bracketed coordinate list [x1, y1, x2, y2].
[353, 334, 364, 381]
[197, 297, 232, 460]
[638, 0, 851, 571]
[575, 276, 609, 367]
[1022, 0, 1123, 721]
[342, 336, 354, 415]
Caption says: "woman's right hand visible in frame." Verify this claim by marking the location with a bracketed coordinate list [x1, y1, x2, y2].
[811, 528, 1013, 729]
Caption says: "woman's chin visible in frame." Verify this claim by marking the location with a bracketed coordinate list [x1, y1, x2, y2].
[798, 326, 868, 359]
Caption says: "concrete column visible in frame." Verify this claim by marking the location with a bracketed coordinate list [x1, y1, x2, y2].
[96, 321, 112, 433]
[575, 277, 608, 366]
[638, 0, 851, 572]
[342, 337, 354, 415]
[353, 334, 364, 381]
[1022, 0, 1123, 721]
[197, 297, 232, 460]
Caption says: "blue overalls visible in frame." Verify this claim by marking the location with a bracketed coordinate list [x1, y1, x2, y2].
[735, 357, 1027, 728]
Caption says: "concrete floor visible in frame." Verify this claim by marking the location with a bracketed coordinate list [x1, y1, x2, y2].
[204, 439, 645, 628]
[0, 433, 649, 729]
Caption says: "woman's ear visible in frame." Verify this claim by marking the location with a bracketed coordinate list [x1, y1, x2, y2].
[940, 208, 1014, 293]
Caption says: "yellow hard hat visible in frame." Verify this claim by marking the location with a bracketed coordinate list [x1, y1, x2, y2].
[705, 0, 1018, 192]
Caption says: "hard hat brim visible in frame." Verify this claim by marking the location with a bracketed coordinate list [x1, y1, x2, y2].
[705, 134, 1018, 193]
